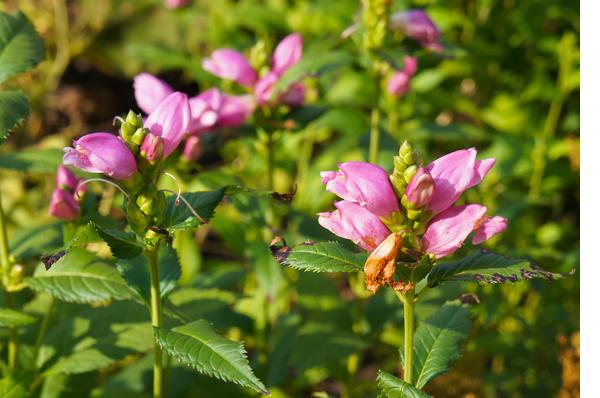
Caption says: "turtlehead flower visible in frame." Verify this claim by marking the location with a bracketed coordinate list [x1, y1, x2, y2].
[64, 133, 137, 180]
[387, 56, 418, 96]
[49, 166, 85, 220]
[318, 200, 390, 252]
[364, 232, 410, 293]
[389, 9, 443, 51]
[321, 162, 399, 218]
[133, 73, 174, 115]
[203, 49, 257, 87]
[189, 89, 221, 134]
[218, 94, 255, 127]
[144, 92, 191, 157]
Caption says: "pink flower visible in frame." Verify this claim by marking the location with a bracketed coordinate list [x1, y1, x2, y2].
[389, 9, 443, 51]
[254, 71, 279, 105]
[144, 92, 191, 157]
[321, 162, 399, 218]
[133, 73, 174, 115]
[189, 89, 222, 134]
[424, 148, 495, 215]
[404, 167, 434, 208]
[63, 133, 137, 180]
[140, 134, 164, 162]
[218, 94, 255, 127]
[164, 0, 188, 8]
[318, 201, 390, 252]
[49, 189, 80, 220]
[387, 56, 418, 96]
[279, 82, 306, 106]
[182, 135, 203, 162]
[56, 165, 79, 191]
[203, 49, 257, 87]
[272, 33, 303, 76]
[422, 205, 507, 258]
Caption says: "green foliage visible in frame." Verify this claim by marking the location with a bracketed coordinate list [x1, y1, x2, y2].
[0, 148, 63, 172]
[0, 10, 45, 83]
[280, 241, 367, 273]
[0, 308, 37, 327]
[0, 373, 33, 398]
[155, 320, 267, 394]
[377, 371, 431, 398]
[94, 223, 143, 259]
[427, 250, 573, 287]
[25, 249, 136, 303]
[163, 188, 226, 232]
[0, 90, 29, 143]
[411, 301, 471, 389]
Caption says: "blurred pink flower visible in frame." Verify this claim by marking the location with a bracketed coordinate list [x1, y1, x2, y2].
[182, 135, 203, 162]
[318, 200, 390, 251]
[133, 73, 174, 115]
[389, 9, 443, 51]
[49, 188, 80, 220]
[387, 56, 418, 96]
[203, 49, 257, 87]
[218, 94, 255, 127]
[164, 0, 188, 9]
[272, 33, 303, 76]
[63, 133, 137, 180]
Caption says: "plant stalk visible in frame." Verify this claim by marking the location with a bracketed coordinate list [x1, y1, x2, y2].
[0, 195, 17, 370]
[403, 293, 415, 384]
[147, 247, 164, 398]
[368, 106, 381, 164]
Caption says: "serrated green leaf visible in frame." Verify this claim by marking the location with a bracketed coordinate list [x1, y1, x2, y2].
[25, 248, 136, 303]
[94, 223, 142, 259]
[0, 90, 29, 142]
[0, 308, 37, 327]
[116, 245, 181, 304]
[155, 320, 267, 394]
[0, 10, 45, 83]
[162, 188, 226, 232]
[377, 371, 430, 398]
[280, 241, 366, 273]
[63, 222, 101, 252]
[0, 147, 63, 173]
[427, 249, 574, 287]
[411, 301, 471, 389]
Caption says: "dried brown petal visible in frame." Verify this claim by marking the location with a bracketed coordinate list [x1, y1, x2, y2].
[364, 232, 402, 293]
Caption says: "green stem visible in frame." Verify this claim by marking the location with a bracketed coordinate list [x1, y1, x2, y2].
[403, 293, 415, 384]
[368, 104, 381, 164]
[267, 130, 275, 192]
[33, 297, 54, 366]
[0, 195, 17, 370]
[147, 247, 163, 398]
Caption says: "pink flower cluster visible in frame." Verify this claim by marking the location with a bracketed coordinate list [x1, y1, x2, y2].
[318, 148, 507, 259]
[49, 166, 85, 220]
[203, 33, 305, 106]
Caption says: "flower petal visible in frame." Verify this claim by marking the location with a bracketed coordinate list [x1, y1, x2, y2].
[144, 92, 191, 156]
[202, 49, 257, 87]
[472, 216, 508, 245]
[133, 73, 174, 115]
[272, 33, 303, 76]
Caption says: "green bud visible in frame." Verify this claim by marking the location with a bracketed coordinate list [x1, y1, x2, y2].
[131, 127, 148, 146]
[401, 195, 415, 210]
[412, 220, 427, 235]
[399, 140, 412, 156]
[389, 174, 406, 198]
[9, 264, 24, 283]
[407, 208, 422, 220]
[136, 190, 157, 216]
[125, 110, 138, 126]
[127, 200, 149, 237]
[120, 122, 136, 141]
[403, 165, 417, 183]
[249, 40, 268, 72]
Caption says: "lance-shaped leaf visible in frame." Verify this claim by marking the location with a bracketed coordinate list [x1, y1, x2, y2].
[116, 245, 181, 304]
[427, 249, 575, 287]
[377, 370, 431, 398]
[25, 249, 136, 303]
[94, 223, 143, 259]
[0, 90, 29, 143]
[0, 308, 37, 328]
[0, 148, 63, 173]
[162, 187, 226, 232]
[155, 320, 268, 395]
[0, 10, 45, 83]
[9, 222, 63, 261]
[272, 240, 366, 273]
[410, 301, 471, 389]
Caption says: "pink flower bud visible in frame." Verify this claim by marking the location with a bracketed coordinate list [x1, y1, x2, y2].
[218, 94, 255, 127]
[164, 0, 188, 8]
[387, 56, 418, 96]
[425, 148, 495, 215]
[202, 49, 257, 87]
[49, 189, 80, 220]
[321, 162, 399, 218]
[389, 9, 443, 51]
[405, 167, 434, 208]
[280, 82, 305, 106]
[182, 136, 203, 162]
[133, 73, 174, 115]
[140, 134, 164, 162]
[254, 71, 279, 105]
[318, 200, 390, 252]
[189, 89, 222, 135]
[272, 33, 303, 76]
[56, 165, 79, 191]
[63, 133, 137, 180]
[144, 92, 191, 157]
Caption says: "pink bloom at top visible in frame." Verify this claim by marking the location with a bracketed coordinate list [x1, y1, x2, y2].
[272, 33, 303, 76]
[321, 162, 399, 218]
[387, 56, 418, 96]
[133, 73, 174, 115]
[389, 9, 443, 51]
[63, 133, 137, 180]
[203, 49, 257, 87]
[144, 92, 191, 157]
[164, 0, 188, 8]
[424, 148, 495, 215]
[318, 200, 390, 251]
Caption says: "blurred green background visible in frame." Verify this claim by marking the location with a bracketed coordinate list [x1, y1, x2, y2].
[0, 0, 579, 397]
